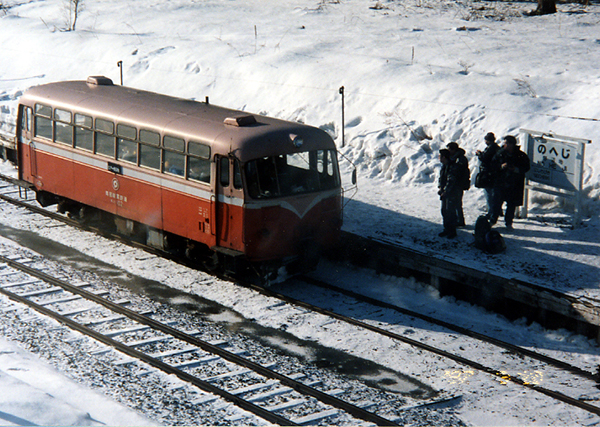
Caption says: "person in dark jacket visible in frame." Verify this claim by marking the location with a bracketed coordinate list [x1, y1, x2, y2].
[475, 132, 500, 218]
[446, 142, 469, 227]
[438, 148, 462, 238]
[489, 135, 531, 229]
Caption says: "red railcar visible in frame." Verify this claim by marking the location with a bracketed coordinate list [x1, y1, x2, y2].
[16, 76, 342, 279]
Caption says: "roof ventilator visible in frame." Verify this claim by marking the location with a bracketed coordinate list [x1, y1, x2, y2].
[87, 76, 114, 86]
[224, 115, 257, 127]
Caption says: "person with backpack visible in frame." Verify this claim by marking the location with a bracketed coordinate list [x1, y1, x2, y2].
[446, 142, 470, 227]
[489, 135, 531, 229]
[437, 148, 462, 238]
[475, 132, 500, 218]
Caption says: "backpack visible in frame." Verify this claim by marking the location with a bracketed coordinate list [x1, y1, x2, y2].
[462, 164, 471, 191]
[474, 216, 491, 250]
[484, 230, 506, 254]
[474, 216, 506, 254]
[457, 157, 470, 191]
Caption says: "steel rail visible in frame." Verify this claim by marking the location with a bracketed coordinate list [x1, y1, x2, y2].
[235, 277, 600, 417]
[0, 284, 296, 426]
[0, 254, 399, 426]
[299, 275, 598, 382]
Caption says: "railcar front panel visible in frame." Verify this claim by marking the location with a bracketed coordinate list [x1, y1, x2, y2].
[243, 191, 341, 261]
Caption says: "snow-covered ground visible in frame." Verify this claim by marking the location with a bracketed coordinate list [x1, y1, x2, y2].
[0, 0, 599, 425]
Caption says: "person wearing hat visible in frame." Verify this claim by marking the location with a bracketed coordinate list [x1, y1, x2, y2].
[475, 132, 500, 218]
[488, 135, 531, 229]
[446, 141, 470, 227]
[437, 148, 461, 238]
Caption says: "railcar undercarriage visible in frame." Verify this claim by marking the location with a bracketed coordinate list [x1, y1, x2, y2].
[34, 189, 316, 284]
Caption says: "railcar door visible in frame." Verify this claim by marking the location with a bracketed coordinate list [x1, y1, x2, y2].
[16, 105, 35, 181]
[214, 155, 244, 252]
[215, 156, 230, 247]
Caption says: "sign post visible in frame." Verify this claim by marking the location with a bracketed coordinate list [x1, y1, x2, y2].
[520, 129, 590, 228]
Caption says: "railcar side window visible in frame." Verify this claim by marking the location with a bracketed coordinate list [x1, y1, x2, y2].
[74, 114, 93, 151]
[164, 135, 185, 152]
[188, 156, 211, 184]
[188, 141, 210, 159]
[220, 157, 230, 187]
[140, 130, 160, 146]
[117, 124, 136, 140]
[95, 118, 115, 158]
[95, 118, 114, 134]
[35, 104, 52, 117]
[140, 144, 161, 170]
[187, 141, 211, 184]
[138, 130, 161, 170]
[117, 138, 138, 164]
[75, 114, 92, 128]
[34, 116, 52, 140]
[75, 127, 93, 151]
[96, 132, 115, 158]
[54, 108, 73, 146]
[233, 159, 243, 189]
[164, 150, 185, 176]
[34, 103, 52, 140]
[163, 135, 186, 176]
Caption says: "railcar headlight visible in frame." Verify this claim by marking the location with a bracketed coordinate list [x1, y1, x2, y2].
[289, 133, 303, 148]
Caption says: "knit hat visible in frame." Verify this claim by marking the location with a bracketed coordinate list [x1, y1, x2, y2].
[504, 135, 518, 145]
[446, 142, 459, 151]
[484, 132, 495, 142]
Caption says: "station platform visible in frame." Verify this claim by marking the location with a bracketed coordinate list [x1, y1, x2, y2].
[334, 191, 600, 343]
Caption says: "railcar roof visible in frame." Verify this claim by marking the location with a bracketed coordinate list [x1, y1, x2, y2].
[20, 78, 335, 162]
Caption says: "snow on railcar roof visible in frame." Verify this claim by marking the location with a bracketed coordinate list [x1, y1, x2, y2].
[20, 78, 335, 162]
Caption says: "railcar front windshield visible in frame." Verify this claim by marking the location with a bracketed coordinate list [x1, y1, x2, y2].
[245, 149, 340, 199]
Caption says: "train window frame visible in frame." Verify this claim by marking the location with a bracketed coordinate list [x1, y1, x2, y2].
[33, 104, 52, 140]
[163, 149, 185, 177]
[54, 108, 71, 124]
[74, 126, 94, 152]
[95, 118, 114, 134]
[233, 159, 243, 190]
[117, 137, 138, 164]
[244, 149, 340, 199]
[139, 143, 161, 171]
[95, 131, 116, 158]
[34, 104, 52, 118]
[34, 116, 53, 140]
[116, 123, 136, 140]
[163, 135, 185, 152]
[20, 106, 31, 133]
[187, 155, 211, 184]
[54, 108, 73, 146]
[219, 156, 230, 187]
[74, 113, 92, 128]
[140, 129, 160, 146]
[188, 141, 210, 159]
[74, 113, 93, 152]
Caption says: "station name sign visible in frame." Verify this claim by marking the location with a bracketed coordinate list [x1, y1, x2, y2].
[522, 130, 589, 192]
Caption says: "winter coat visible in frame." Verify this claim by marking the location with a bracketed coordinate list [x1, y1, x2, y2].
[491, 146, 531, 206]
[438, 160, 462, 199]
[477, 142, 500, 174]
[450, 148, 470, 191]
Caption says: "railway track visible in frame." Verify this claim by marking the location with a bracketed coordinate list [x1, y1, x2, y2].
[0, 252, 413, 426]
[269, 275, 600, 416]
[1, 171, 599, 423]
